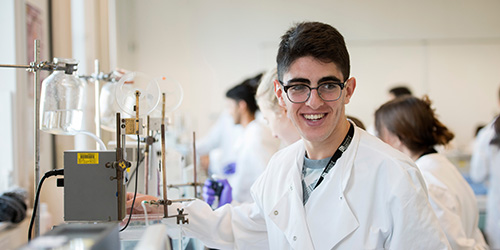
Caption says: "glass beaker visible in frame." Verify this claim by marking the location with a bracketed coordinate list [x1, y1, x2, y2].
[99, 81, 119, 132]
[40, 58, 85, 135]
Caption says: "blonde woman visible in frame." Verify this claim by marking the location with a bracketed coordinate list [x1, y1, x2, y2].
[256, 67, 300, 147]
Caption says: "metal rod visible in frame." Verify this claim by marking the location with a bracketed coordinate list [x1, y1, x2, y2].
[161, 93, 168, 217]
[161, 93, 165, 122]
[116, 113, 121, 151]
[120, 114, 126, 218]
[161, 124, 167, 218]
[193, 132, 198, 198]
[151, 198, 196, 205]
[144, 152, 149, 194]
[144, 116, 150, 194]
[135, 91, 140, 134]
[0, 64, 31, 69]
[116, 112, 125, 219]
[167, 198, 195, 203]
[167, 182, 203, 188]
[94, 60, 101, 146]
[33, 40, 41, 238]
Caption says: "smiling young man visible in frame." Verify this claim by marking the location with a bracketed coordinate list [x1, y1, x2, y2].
[275, 56, 352, 159]
[165, 21, 451, 249]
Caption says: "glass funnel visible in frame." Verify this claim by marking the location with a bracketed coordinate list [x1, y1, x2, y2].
[39, 58, 85, 135]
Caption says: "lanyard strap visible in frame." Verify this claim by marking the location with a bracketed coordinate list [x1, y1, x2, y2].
[313, 123, 354, 189]
[418, 148, 437, 159]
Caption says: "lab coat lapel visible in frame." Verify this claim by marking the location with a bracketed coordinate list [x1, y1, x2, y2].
[268, 145, 315, 249]
[304, 127, 361, 249]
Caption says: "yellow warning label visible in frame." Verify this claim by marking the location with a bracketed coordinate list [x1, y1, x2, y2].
[77, 153, 99, 164]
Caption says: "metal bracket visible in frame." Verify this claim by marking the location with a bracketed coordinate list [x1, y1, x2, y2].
[174, 208, 189, 224]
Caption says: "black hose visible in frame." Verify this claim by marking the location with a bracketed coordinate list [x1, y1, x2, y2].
[119, 134, 141, 232]
[126, 155, 145, 188]
[28, 169, 64, 241]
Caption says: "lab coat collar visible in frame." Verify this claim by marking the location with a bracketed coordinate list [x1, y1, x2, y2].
[268, 128, 361, 249]
[304, 126, 361, 249]
[268, 143, 315, 249]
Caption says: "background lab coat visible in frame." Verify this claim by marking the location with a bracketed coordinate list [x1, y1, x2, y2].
[227, 119, 280, 203]
[196, 112, 243, 177]
[416, 153, 488, 250]
[470, 119, 500, 248]
[166, 127, 450, 249]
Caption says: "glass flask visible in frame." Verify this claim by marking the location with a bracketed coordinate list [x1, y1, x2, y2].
[39, 58, 85, 135]
[99, 81, 123, 132]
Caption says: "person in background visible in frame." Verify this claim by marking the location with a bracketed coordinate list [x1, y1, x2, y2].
[347, 115, 366, 130]
[470, 87, 500, 248]
[196, 111, 243, 178]
[475, 125, 486, 137]
[203, 67, 301, 210]
[196, 110, 243, 177]
[196, 75, 264, 180]
[196, 75, 263, 180]
[162, 21, 450, 249]
[222, 77, 281, 203]
[255, 67, 300, 147]
[367, 85, 413, 136]
[375, 95, 488, 250]
[388, 85, 412, 99]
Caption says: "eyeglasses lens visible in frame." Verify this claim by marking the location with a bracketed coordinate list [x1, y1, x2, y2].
[287, 83, 341, 103]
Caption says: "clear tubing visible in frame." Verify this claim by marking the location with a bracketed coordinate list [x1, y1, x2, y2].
[141, 201, 149, 226]
[76, 130, 107, 150]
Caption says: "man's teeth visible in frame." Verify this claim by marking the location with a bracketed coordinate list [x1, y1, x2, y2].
[304, 114, 325, 120]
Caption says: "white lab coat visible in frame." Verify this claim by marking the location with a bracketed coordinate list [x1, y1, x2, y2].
[196, 112, 243, 177]
[470, 119, 500, 248]
[167, 127, 450, 249]
[228, 119, 280, 203]
[416, 153, 488, 250]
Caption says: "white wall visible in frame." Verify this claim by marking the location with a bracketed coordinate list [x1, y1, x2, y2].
[114, 0, 500, 151]
[1, 0, 54, 200]
[0, 0, 17, 193]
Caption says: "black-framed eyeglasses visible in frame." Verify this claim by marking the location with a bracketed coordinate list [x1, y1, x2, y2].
[279, 80, 345, 103]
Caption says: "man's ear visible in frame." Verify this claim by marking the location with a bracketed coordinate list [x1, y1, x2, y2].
[274, 79, 287, 108]
[344, 77, 356, 105]
[238, 100, 248, 112]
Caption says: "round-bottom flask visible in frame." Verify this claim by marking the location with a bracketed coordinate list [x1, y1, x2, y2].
[39, 58, 85, 135]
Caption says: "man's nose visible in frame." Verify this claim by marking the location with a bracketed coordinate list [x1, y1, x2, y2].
[306, 89, 323, 109]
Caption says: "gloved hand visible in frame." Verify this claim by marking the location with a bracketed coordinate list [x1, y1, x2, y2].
[202, 179, 232, 208]
[217, 179, 232, 206]
[223, 162, 236, 175]
[202, 179, 219, 206]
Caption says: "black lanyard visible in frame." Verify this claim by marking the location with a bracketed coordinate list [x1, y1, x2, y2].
[313, 123, 354, 189]
[418, 148, 437, 159]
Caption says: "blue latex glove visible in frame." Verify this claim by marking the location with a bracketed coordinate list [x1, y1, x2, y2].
[217, 179, 232, 206]
[202, 179, 219, 206]
[202, 179, 232, 208]
[223, 162, 236, 175]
